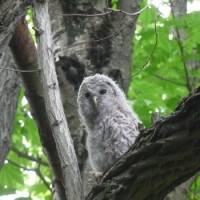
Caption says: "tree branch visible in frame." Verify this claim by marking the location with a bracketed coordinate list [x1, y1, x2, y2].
[149, 73, 186, 87]
[9, 18, 67, 200]
[11, 146, 49, 167]
[87, 88, 200, 200]
[36, 166, 52, 191]
[7, 159, 51, 191]
[169, 0, 192, 92]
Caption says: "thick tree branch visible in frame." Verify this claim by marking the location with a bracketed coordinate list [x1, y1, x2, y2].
[87, 88, 200, 200]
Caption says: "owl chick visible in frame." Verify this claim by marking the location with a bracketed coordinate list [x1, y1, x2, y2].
[77, 74, 139, 174]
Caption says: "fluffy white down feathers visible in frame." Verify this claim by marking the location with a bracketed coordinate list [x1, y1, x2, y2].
[77, 74, 139, 173]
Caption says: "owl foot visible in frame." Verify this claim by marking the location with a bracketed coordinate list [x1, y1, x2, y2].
[89, 170, 103, 183]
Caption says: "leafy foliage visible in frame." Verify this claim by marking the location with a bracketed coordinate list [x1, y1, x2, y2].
[0, 89, 52, 200]
[128, 3, 200, 199]
[189, 174, 200, 200]
[128, 7, 200, 127]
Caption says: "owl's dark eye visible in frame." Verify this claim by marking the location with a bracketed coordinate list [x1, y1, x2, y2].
[85, 92, 90, 98]
[99, 89, 107, 95]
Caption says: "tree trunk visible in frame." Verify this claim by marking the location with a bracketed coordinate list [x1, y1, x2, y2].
[0, 47, 20, 168]
[47, 0, 140, 194]
[0, 0, 28, 169]
[34, 1, 83, 199]
[0, 0, 30, 48]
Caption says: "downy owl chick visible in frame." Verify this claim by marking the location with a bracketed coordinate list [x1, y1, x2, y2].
[77, 74, 139, 173]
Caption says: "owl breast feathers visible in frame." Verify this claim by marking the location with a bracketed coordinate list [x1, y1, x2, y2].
[77, 74, 139, 173]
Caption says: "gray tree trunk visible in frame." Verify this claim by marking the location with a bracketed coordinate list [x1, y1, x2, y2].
[0, 0, 29, 47]
[34, 1, 83, 199]
[0, 47, 20, 168]
[47, 0, 140, 194]
[0, 0, 27, 168]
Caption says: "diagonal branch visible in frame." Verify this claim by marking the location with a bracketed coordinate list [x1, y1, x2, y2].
[86, 88, 200, 200]
[11, 146, 49, 167]
[9, 17, 70, 200]
[149, 73, 186, 87]
[7, 159, 51, 191]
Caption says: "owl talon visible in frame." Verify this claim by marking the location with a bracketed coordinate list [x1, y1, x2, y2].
[89, 171, 103, 183]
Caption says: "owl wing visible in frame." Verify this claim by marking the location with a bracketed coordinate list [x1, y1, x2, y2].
[104, 112, 139, 158]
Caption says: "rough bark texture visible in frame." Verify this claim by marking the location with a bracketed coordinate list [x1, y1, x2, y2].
[86, 88, 200, 200]
[7, 0, 140, 198]
[34, 1, 83, 199]
[10, 19, 65, 200]
[0, 47, 20, 168]
[47, 0, 140, 194]
[0, 0, 28, 174]
[0, 0, 30, 48]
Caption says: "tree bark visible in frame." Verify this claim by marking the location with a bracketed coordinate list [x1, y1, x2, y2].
[0, 0, 30, 48]
[10, 16, 83, 200]
[86, 88, 200, 200]
[0, 0, 28, 174]
[47, 0, 140, 194]
[8, 0, 140, 198]
[33, 1, 83, 199]
[0, 47, 20, 168]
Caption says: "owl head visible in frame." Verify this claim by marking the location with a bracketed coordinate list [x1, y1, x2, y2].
[77, 74, 128, 124]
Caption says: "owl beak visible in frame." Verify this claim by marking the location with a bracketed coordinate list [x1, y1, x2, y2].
[92, 96, 98, 108]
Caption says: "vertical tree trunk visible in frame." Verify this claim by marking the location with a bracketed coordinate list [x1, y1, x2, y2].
[0, 0, 29, 168]
[0, 47, 20, 168]
[47, 0, 140, 194]
[34, 1, 83, 199]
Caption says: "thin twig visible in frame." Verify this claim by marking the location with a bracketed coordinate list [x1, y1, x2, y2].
[149, 73, 186, 87]
[169, 0, 192, 92]
[0, 67, 41, 73]
[62, 15, 128, 51]
[11, 146, 49, 167]
[58, 10, 113, 17]
[61, 5, 149, 51]
[57, 5, 149, 18]
[7, 159, 51, 191]
[36, 167, 51, 191]
[7, 159, 35, 171]
[106, 4, 149, 16]
[132, 16, 158, 77]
